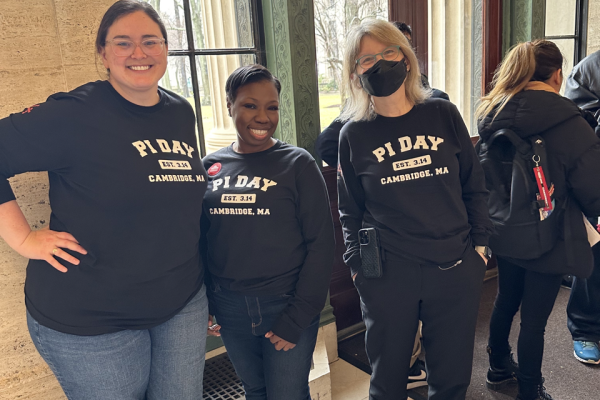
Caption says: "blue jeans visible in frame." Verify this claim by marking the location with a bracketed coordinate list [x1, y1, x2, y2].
[210, 286, 319, 400]
[27, 285, 208, 400]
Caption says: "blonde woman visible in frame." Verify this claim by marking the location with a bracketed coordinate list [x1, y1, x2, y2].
[476, 40, 600, 400]
[337, 19, 493, 400]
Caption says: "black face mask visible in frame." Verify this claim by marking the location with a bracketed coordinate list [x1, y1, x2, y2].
[358, 58, 408, 97]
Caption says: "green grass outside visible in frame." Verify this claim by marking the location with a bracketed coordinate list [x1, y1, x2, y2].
[317, 92, 342, 130]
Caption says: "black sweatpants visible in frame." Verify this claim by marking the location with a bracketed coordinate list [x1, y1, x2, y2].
[353, 247, 486, 400]
[567, 244, 600, 342]
[488, 257, 563, 385]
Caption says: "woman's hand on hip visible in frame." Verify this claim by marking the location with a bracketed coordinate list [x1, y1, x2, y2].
[265, 331, 296, 351]
[18, 228, 87, 273]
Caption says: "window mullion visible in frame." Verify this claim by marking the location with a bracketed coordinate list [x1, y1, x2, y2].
[182, 0, 206, 157]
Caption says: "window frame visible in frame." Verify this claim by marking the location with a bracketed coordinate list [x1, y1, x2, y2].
[544, 0, 589, 67]
[166, 0, 266, 157]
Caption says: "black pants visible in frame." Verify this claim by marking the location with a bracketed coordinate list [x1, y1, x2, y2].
[567, 244, 600, 342]
[488, 257, 562, 385]
[354, 247, 486, 400]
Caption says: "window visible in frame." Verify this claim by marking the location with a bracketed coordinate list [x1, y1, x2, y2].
[586, 0, 600, 53]
[427, 0, 482, 135]
[545, 0, 588, 93]
[313, 0, 388, 135]
[144, 0, 264, 156]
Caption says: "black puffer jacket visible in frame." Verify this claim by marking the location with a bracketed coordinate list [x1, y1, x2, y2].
[478, 89, 600, 278]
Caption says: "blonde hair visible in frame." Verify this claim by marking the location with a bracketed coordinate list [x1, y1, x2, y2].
[475, 39, 564, 122]
[340, 19, 430, 122]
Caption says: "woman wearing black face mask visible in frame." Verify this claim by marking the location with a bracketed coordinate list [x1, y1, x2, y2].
[337, 19, 493, 400]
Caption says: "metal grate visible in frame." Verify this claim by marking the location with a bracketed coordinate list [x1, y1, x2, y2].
[203, 353, 245, 400]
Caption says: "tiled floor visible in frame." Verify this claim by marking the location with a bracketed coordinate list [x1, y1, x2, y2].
[330, 359, 370, 400]
[330, 359, 419, 400]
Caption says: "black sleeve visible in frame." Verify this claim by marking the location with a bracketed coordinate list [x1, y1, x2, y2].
[337, 128, 365, 276]
[452, 107, 493, 246]
[315, 118, 345, 167]
[431, 88, 450, 101]
[0, 99, 71, 205]
[271, 160, 335, 344]
[565, 67, 600, 116]
[567, 141, 600, 217]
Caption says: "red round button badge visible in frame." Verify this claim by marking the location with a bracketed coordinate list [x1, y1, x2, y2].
[207, 163, 222, 176]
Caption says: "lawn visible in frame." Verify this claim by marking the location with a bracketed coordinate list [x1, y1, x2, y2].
[317, 92, 342, 130]
[187, 92, 342, 135]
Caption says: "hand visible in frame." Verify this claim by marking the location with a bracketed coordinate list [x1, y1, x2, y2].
[265, 331, 296, 351]
[477, 252, 489, 266]
[352, 272, 357, 281]
[207, 315, 221, 337]
[17, 228, 87, 273]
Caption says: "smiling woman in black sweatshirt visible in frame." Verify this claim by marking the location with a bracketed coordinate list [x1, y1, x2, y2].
[202, 64, 334, 400]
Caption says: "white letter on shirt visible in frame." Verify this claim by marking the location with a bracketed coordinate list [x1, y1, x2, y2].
[413, 136, 429, 150]
[235, 175, 248, 187]
[182, 142, 195, 158]
[171, 141, 186, 155]
[373, 147, 386, 162]
[132, 141, 147, 157]
[428, 136, 444, 151]
[399, 137, 412, 152]
[157, 139, 172, 153]
[261, 178, 278, 192]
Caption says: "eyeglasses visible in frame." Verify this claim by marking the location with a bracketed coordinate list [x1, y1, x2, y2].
[105, 38, 166, 57]
[355, 45, 402, 70]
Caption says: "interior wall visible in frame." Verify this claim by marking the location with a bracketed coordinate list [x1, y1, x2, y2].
[0, 1, 115, 398]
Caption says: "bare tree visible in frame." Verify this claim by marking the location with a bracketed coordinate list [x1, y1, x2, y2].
[189, 0, 211, 105]
[313, 0, 387, 103]
[173, 0, 190, 98]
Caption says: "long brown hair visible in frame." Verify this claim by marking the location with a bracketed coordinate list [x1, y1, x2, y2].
[475, 40, 564, 121]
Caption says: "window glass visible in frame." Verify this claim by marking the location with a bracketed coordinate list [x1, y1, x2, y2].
[313, 0, 388, 135]
[548, 39, 575, 95]
[428, 0, 478, 135]
[190, 0, 255, 49]
[144, 0, 262, 156]
[197, 54, 257, 154]
[545, 0, 577, 37]
[160, 56, 193, 100]
[588, 0, 600, 54]
[146, 0, 189, 50]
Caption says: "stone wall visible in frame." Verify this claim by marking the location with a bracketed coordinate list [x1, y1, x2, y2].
[0, 1, 115, 398]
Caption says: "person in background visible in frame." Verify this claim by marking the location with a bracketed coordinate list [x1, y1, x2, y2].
[392, 22, 448, 100]
[0, 1, 209, 399]
[338, 19, 492, 400]
[202, 64, 335, 400]
[476, 40, 600, 400]
[564, 49, 600, 364]
[316, 21, 448, 168]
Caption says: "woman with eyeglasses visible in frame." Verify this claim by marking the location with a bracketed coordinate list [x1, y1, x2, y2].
[0, 1, 209, 399]
[337, 19, 493, 400]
